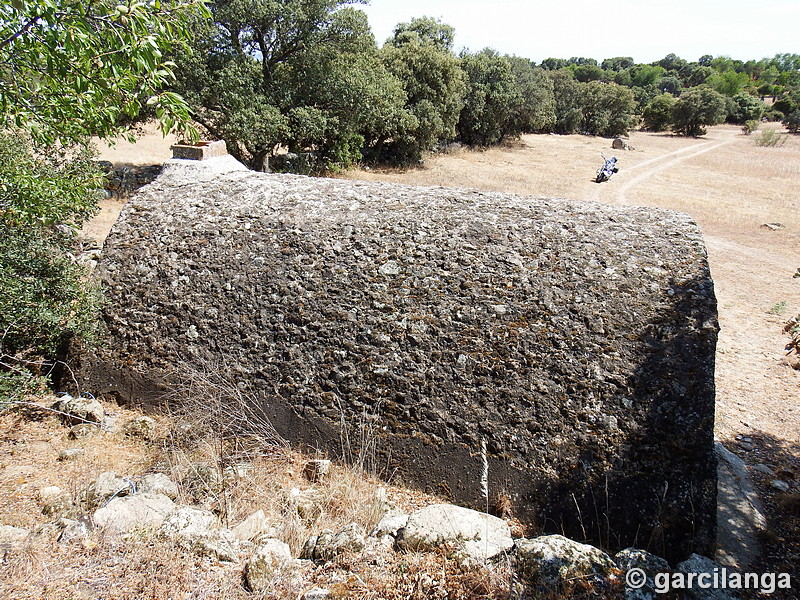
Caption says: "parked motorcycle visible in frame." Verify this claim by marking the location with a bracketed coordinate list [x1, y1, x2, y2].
[595, 154, 619, 183]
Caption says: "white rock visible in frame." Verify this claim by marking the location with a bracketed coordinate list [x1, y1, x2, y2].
[159, 155, 249, 185]
[138, 473, 179, 500]
[514, 534, 616, 586]
[122, 416, 157, 440]
[51, 394, 104, 425]
[56, 518, 91, 543]
[245, 538, 292, 592]
[398, 503, 513, 561]
[87, 471, 133, 509]
[93, 493, 175, 534]
[615, 548, 671, 600]
[160, 505, 217, 536]
[159, 505, 239, 562]
[232, 509, 272, 542]
[313, 523, 366, 561]
[370, 511, 408, 538]
[676, 554, 741, 600]
[288, 487, 325, 521]
[0, 525, 30, 550]
[58, 448, 86, 461]
[378, 260, 401, 276]
[38, 486, 72, 516]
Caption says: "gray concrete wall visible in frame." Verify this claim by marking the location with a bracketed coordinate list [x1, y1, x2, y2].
[80, 158, 718, 562]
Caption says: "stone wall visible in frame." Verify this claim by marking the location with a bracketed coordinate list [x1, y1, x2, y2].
[80, 157, 719, 562]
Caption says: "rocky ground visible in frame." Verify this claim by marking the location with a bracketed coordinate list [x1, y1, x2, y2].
[0, 396, 758, 599]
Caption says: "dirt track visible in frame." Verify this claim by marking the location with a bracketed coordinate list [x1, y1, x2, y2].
[587, 127, 799, 448]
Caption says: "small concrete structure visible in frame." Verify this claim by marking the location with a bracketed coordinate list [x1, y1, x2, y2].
[170, 140, 228, 161]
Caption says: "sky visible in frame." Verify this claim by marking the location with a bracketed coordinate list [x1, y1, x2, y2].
[359, 0, 799, 65]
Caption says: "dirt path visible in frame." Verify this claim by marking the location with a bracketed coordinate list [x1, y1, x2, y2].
[587, 128, 799, 447]
[616, 137, 734, 205]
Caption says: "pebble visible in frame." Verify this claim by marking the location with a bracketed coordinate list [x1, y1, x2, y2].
[770, 480, 790, 493]
[752, 464, 775, 477]
[58, 448, 86, 461]
[378, 261, 400, 276]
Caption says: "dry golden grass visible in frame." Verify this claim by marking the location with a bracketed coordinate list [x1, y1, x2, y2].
[1, 398, 478, 599]
[0, 400, 163, 530]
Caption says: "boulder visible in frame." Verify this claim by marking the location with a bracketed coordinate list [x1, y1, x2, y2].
[58, 448, 86, 461]
[615, 548, 671, 600]
[122, 416, 157, 440]
[715, 441, 767, 569]
[38, 486, 73, 516]
[612, 138, 634, 150]
[232, 509, 275, 542]
[183, 462, 222, 499]
[287, 487, 325, 521]
[370, 511, 408, 538]
[68, 423, 100, 439]
[0, 525, 30, 550]
[514, 534, 617, 587]
[87, 471, 133, 508]
[397, 504, 513, 561]
[81, 161, 719, 561]
[676, 554, 742, 600]
[51, 394, 104, 425]
[309, 523, 366, 562]
[244, 538, 292, 592]
[56, 517, 92, 543]
[159, 505, 239, 562]
[93, 493, 174, 534]
[138, 473, 179, 500]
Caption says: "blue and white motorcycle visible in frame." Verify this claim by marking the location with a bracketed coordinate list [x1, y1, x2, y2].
[595, 154, 619, 183]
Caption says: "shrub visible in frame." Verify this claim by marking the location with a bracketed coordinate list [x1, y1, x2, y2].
[741, 120, 760, 135]
[783, 110, 800, 133]
[727, 92, 765, 124]
[671, 86, 727, 137]
[754, 128, 787, 147]
[643, 94, 677, 131]
[0, 133, 102, 392]
[762, 108, 785, 122]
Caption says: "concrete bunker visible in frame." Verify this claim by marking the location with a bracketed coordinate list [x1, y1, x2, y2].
[81, 156, 719, 562]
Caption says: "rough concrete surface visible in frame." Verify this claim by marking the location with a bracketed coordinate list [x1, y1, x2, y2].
[79, 158, 719, 562]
